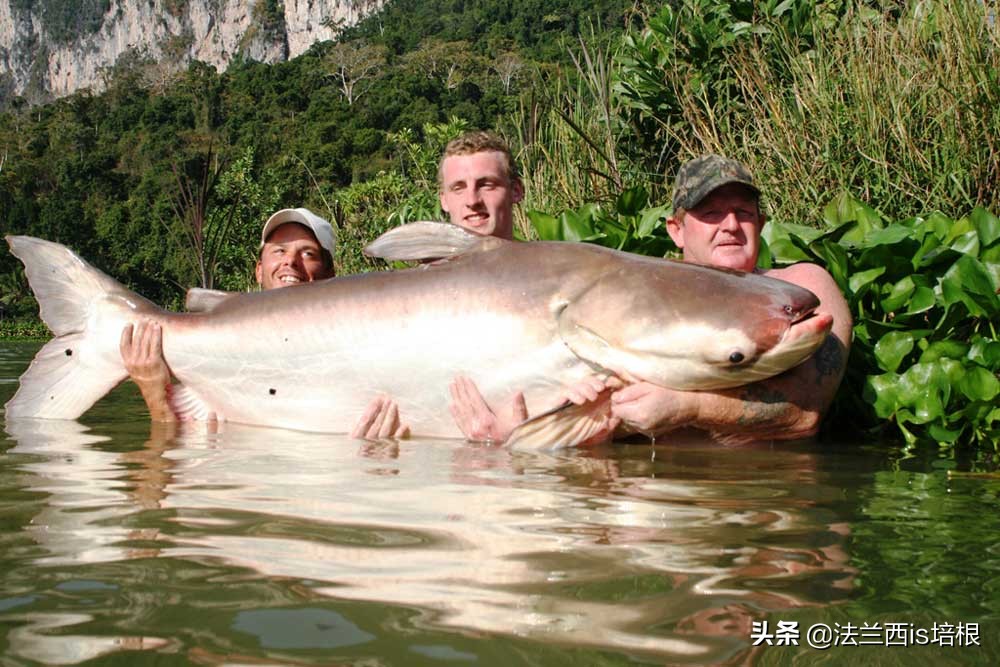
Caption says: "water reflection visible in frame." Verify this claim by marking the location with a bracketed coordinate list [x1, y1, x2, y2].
[2, 417, 856, 664]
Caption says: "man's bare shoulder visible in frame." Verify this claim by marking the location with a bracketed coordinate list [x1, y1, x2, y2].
[762, 262, 836, 291]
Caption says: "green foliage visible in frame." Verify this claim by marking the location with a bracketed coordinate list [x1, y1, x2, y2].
[614, 0, 1000, 222]
[527, 186, 675, 256]
[764, 194, 1000, 450]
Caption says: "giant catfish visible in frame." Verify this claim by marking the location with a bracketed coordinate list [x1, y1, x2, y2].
[4, 222, 832, 448]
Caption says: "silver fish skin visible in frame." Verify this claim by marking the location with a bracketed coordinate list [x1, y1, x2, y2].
[4, 224, 831, 444]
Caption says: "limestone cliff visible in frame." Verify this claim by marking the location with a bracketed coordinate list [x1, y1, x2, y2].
[0, 0, 383, 106]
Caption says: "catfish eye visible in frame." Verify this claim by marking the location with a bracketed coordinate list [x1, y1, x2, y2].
[729, 351, 745, 364]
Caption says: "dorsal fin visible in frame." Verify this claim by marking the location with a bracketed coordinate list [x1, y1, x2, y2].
[186, 288, 237, 312]
[363, 221, 503, 262]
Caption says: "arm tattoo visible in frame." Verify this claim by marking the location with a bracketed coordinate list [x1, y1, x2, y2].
[736, 384, 789, 426]
[812, 336, 844, 385]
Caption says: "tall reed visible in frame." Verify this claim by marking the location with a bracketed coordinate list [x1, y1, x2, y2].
[658, 0, 1000, 224]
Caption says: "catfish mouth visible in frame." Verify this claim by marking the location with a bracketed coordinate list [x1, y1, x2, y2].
[790, 307, 819, 325]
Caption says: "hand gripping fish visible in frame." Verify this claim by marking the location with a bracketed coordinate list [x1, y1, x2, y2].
[4, 223, 832, 448]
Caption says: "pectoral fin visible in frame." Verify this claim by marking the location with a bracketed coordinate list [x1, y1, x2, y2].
[169, 384, 220, 423]
[506, 392, 616, 451]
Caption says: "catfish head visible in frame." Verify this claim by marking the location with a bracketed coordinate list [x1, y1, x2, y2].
[557, 257, 832, 390]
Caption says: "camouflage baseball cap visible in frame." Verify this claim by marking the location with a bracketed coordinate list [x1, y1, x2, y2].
[672, 154, 759, 211]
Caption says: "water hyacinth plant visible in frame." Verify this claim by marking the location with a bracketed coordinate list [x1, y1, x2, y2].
[762, 193, 1000, 449]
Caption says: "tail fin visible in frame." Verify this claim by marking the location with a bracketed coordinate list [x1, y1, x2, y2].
[4, 235, 159, 420]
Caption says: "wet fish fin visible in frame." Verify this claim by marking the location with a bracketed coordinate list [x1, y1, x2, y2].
[4, 235, 158, 419]
[4, 333, 126, 420]
[506, 393, 616, 451]
[186, 288, 236, 312]
[169, 384, 220, 422]
[364, 221, 503, 261]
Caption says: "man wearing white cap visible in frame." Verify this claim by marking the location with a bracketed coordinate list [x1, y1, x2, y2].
[254, 208, 337, 288]
[120, 208, 408, 439]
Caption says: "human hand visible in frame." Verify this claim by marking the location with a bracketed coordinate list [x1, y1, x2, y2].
[351, 395, 411, 440]
[556, 374, 624, 407]
[120, 321, 171, 387]
[448, 375, 528, 443]
[610, 382, 698, 434]
[120, 322, 177, 422]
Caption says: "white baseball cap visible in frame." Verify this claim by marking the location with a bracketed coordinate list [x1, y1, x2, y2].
[259, 208, 336, 260]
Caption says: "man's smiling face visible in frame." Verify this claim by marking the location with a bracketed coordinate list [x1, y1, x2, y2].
[255, 223, 333, 289]
[438, 150, 523, 240]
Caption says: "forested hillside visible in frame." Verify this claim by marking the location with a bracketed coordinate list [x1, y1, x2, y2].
[0, 0, 638, 308]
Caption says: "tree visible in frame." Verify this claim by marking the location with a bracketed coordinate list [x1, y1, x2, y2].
[493, 51, 524, 93]
[324, 40, 388, 105]
[404, 39, 482, 90]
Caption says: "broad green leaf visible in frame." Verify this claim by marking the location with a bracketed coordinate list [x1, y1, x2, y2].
[905, 285, 936, 314]
[970, 206, 1000, 246]
[771, 222, 824, 244]
[949, 230, 980, 257]
[881, 276, 915, 313]
[903, 368, 946, 423]
[864, 373, 899, 419]
[560, 210, 593, 242]
[941, 255, 1000, 316]
[917, 245, 961, 269]
[813, 239, 848, 290]
[938, 358, 966, 386]
[767, 238, 811, 263]
[927, 422, 964, 444]
[637, 204, 668, 238]
[848, 266, 885, 296]
[875, 331, 914, 372]
[616, 186, 649, 217]
[528, 210, 560, 241]
[958, 367, 1000, 402]
[919, 340, 970, 363]
[926, 211, 956, 241]
[865, 224, 913, 247]
[968, 339, 1000, 369]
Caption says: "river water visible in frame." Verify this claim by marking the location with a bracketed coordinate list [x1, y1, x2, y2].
[0, 341, 997, 665]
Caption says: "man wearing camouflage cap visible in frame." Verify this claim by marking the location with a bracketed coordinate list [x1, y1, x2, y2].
[609, 154, 852, 443]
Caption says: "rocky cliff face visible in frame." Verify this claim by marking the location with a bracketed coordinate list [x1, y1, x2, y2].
[0, 0, 383, 106]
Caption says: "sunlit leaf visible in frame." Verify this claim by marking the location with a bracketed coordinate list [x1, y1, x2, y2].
[875, 331, 915, 372]
[637, 204, 668, 238]
[957, 367, 1000, 402]
[881, 276, 915, 313]
[866, 224, 913, 247]
[560, 210, 591, 242]
[970, 207, 1000, 246]
[904, 286, 936, 314]
[864, 373, 899, 419]
[527, 210, 560, 241]
[919, 340, 970, 363]
[927, 422, 964, 444]
[848, 266, 886, 296]
[949, 230, 980, 257]
[968, 338, 1000, 369]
